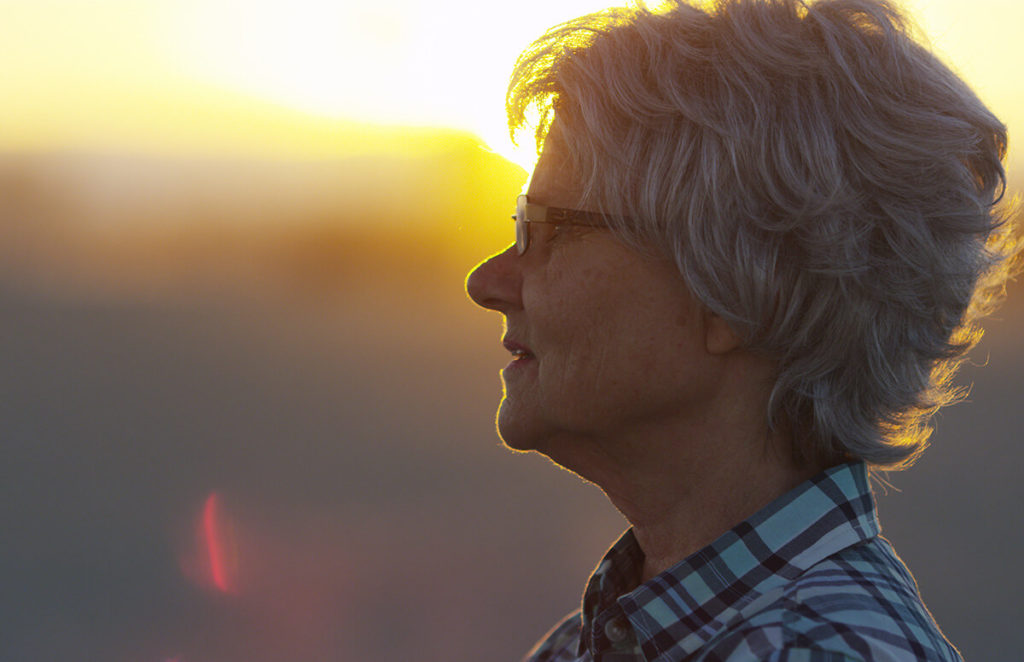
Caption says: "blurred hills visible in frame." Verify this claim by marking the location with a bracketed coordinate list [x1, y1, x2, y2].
[0, 130, 523, 306]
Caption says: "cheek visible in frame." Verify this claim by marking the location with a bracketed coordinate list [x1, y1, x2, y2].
[584, 294, 696, 396]
[540, 304, 646, 407]
[529, 249, 701, 414]
[532, 301, 611, 415]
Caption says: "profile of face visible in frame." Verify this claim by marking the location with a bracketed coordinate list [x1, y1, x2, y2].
[466, 127, 731, 460]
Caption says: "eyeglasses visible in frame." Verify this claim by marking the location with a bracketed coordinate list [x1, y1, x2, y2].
[512, 194, 612, 255]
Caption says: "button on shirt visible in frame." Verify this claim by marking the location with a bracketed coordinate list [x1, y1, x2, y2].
[522, 462, 962, 662]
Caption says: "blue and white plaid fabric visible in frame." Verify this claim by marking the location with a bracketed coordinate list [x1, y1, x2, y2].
[523, 462, 962, 662]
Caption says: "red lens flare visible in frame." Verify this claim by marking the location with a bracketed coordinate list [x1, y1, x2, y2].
[182, 491, 240, 595]
[203, 493, 231, 593]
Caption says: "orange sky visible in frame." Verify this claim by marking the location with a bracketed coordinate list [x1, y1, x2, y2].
[1, 0, 1021, 177]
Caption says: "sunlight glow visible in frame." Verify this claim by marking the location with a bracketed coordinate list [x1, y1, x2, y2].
[171, 0, 617, 169]
[0, 0, 1021, 172]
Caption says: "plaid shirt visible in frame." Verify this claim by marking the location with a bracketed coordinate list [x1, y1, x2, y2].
[523, 462, 962, 662]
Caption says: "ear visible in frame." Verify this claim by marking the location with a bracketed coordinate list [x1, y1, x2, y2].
[703, 309, 742, 355]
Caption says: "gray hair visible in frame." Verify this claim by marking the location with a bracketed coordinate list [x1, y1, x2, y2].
[507, 0, 1020, 469]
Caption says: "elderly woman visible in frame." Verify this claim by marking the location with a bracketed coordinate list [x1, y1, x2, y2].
[466, 0, 1017, 660]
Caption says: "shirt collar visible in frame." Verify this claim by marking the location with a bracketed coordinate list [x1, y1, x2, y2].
[577, 461, 880, 661]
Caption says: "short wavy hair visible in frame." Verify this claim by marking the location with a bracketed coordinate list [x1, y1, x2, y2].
[507, 0, 1020, 470]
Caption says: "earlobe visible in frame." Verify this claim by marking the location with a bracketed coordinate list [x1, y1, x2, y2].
[704, 310, 742, 355]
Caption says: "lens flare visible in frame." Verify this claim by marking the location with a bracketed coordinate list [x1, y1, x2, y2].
[202, 493, 232, 593]
[182, 491, 240, 595]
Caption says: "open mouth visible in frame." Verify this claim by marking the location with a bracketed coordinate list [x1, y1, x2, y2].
[503, 338, 535, 365]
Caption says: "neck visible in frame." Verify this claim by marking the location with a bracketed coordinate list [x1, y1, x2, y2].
[620, 441, 824, 582]
[539, 358, 830, 584]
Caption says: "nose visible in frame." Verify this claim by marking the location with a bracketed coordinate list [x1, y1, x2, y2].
[466, 244, 522, 312]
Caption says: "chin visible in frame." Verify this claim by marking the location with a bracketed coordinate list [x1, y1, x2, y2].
[496, 423, 538, 452]
[496, 400, 543, 452]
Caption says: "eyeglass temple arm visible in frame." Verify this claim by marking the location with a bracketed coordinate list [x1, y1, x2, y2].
[518, 202, 609, 227]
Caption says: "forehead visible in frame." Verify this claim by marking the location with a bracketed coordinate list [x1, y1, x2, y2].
[526, 124, 587, 210]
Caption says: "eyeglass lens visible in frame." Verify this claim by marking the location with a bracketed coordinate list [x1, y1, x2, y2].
[515, 195, 528, 255]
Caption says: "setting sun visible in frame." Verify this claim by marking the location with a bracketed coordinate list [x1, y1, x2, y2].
[170, 0, 622, 169]
[0, 0, 1022, 174]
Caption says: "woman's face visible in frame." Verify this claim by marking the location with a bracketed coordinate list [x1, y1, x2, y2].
[466, 129, 723, 458]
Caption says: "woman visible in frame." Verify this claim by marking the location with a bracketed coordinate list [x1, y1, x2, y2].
[467, 0, 1018, 660]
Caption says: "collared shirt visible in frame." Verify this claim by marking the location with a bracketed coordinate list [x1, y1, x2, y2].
[523, 462, 962, 662]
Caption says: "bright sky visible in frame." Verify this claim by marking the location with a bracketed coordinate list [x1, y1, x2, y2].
[1, 0, 1022, 175]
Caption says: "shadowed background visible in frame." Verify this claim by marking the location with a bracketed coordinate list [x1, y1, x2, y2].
[1, 2, 1021, 661]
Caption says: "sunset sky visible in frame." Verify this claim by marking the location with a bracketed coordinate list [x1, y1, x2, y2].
[1, 0, 1022, 176]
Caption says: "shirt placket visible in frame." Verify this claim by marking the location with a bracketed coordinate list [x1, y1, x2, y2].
[591, 605, 643, 662]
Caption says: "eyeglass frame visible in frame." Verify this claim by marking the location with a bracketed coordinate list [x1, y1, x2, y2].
[512, 194, 614, 255]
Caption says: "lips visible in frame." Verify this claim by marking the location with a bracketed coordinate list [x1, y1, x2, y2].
[502, 337, 535, 363]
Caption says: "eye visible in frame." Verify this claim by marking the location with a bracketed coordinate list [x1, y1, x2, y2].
[545, 223, 575, 244]
[552, 223, 590, 238]
[535, 222, 585, 250]
[529, 222, 559, 244]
